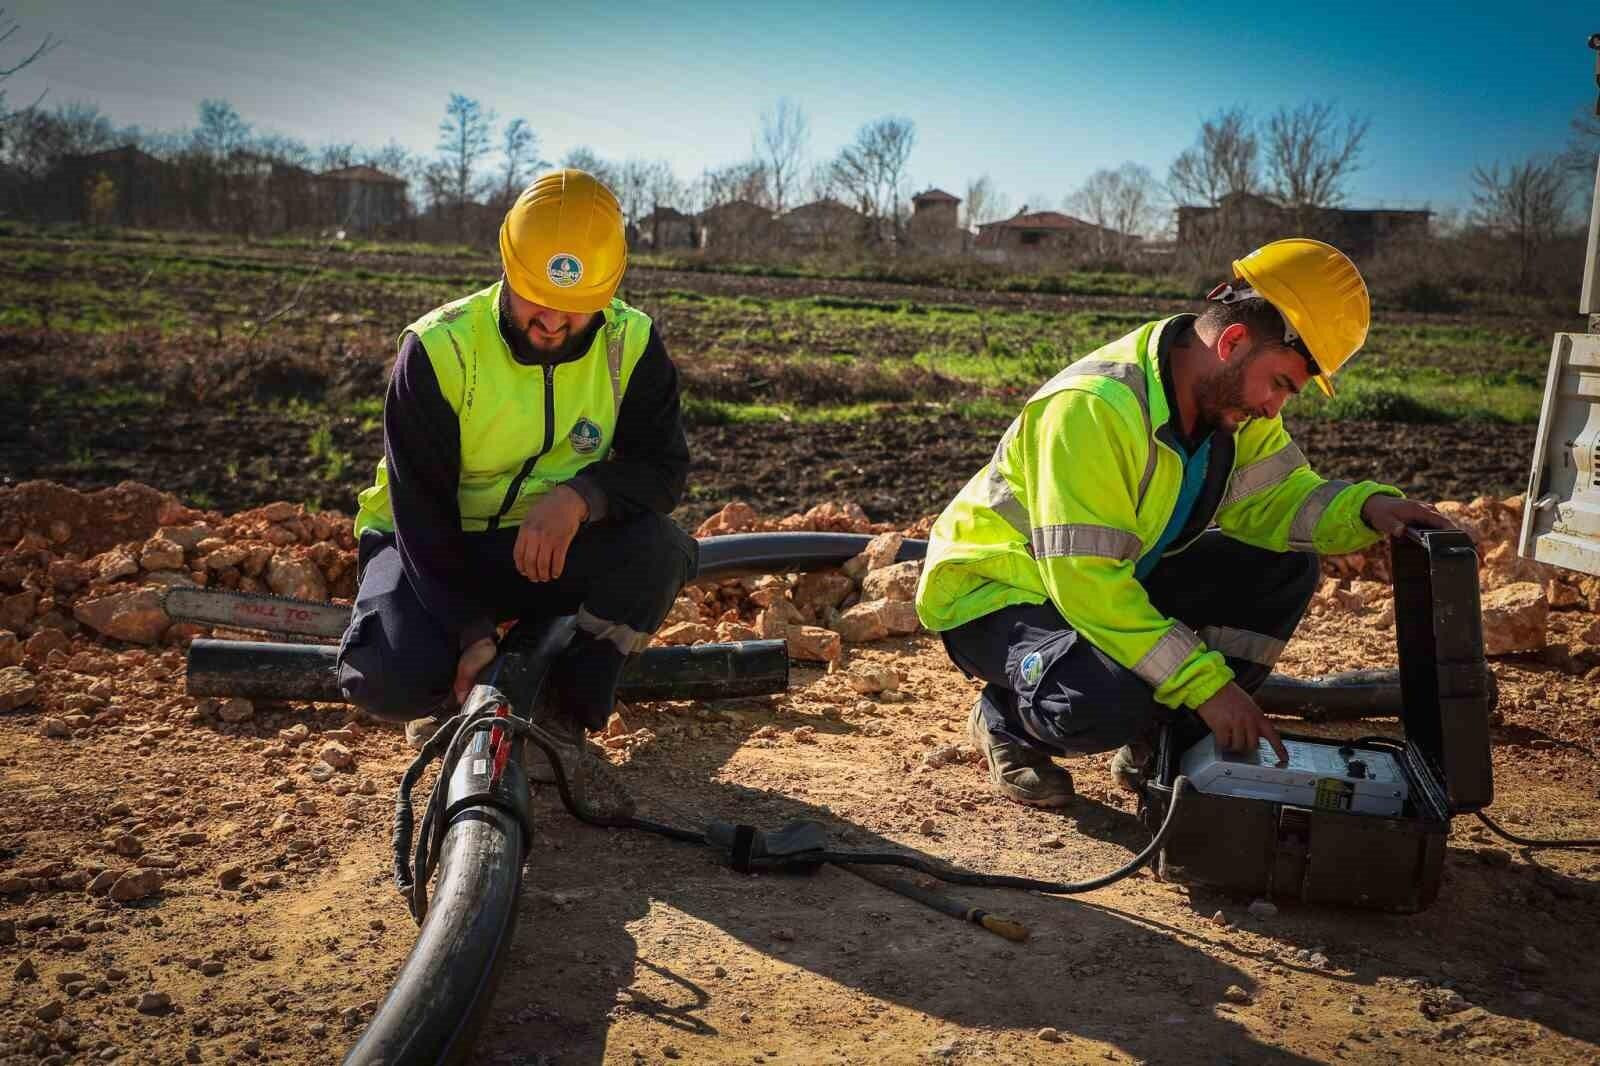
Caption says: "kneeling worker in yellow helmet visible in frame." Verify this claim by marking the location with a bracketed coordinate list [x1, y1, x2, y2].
[915, 238, 1458, 808]
[339, 169, 695, 775]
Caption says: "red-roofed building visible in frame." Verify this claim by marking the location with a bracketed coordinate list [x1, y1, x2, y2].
[909, 188, 965, 254]
[975, 207, 1132, 255]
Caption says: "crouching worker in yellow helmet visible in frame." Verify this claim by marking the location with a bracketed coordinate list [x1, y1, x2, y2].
[915, 238, 1457, 809]
[338, 169, 695, 789]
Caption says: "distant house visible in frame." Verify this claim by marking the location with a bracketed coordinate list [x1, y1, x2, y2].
[636, 205, 698, 250]
[698, 199, 776, 254]
[779, 198, 867, 250]
[975, 207, 1132, 256]
[316, 164, 408, 233]
[908, 187, 965, 254]
[1176, 191, 1430, 257]
[46, 145, 177, 227]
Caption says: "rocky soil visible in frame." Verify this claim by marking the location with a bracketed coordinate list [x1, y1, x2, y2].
[0, 482, 1597, 1065]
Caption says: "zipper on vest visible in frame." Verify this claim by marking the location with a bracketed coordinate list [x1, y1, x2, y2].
[486, 364, 557, 531]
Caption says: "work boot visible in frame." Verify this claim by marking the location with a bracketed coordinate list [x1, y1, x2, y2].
[1110, 736, 1155, 797]
[522, 698, 583, 785]
[525, 698, 635, 819]
[404, 710, 450, 750]
[966, 698, 1074, 808]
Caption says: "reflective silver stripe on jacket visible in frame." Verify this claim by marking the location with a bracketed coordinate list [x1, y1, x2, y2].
[1288, 480, 1349, 550]
[983, 355, 1157, 534]
[576, 605, 652, 655]
[1031, 524, 1143, 562]
[1133, 623, 1203, 690]
[605, 320, 626, 420]
[1221, 443, 1306, 508]
[1198, 625, 1286, 669]
[978, 420, 1031, 537]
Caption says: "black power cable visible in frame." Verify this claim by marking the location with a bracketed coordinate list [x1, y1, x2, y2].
[1353, 735, 1600, 852]
[396, 701, 1193, 917]
[1474, 811, 1600, 850]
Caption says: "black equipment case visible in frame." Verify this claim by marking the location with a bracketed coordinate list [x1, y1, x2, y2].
[1141, 529, 1495, 912]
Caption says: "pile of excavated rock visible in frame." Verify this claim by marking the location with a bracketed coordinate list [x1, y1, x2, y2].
[658, 512, 924, 663]
[1310, 494, 1600, 670]
[2, 483, 1597, 722]
[0, 482, 358, 717]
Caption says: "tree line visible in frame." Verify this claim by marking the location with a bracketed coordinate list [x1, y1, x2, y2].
[0, 9, 1595, 290]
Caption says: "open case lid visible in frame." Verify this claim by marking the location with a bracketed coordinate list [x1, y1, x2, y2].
[1390, 529, 1494, 813]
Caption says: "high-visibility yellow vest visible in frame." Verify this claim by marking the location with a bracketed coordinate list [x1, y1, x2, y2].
[355, 281, 652, 534]
[915, 316, 1399, 711]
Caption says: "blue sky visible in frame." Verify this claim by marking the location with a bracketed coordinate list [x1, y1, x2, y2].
[8, 0, 1596, 217]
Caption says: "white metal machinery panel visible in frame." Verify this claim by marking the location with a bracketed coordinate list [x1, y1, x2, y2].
[1179, 735, 1409, 816]
[1519, 332, 1600, 577]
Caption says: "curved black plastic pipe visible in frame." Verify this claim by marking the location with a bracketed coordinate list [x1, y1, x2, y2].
[343, 727, 529, 1065]
[695, 531, 927, 579]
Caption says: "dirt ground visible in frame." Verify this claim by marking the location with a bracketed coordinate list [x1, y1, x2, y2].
[1, 485, 1598, 1065]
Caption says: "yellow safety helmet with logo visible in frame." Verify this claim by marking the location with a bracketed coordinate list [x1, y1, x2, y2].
[1221, 238, 1370, 398]
[499, 168, 627, 314]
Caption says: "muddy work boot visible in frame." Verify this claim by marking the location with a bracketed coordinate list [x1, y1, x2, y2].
[404, 710, 451, 750]
[525, 702, 635, 819]
[966, 699, 1074, 808]
[1110, 736, 1155, 798]
[522, 700, 583, 784]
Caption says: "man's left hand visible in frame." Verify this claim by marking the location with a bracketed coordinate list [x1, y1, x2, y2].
[514, 484, 589, 582]
[1361, 495, 1459, 539]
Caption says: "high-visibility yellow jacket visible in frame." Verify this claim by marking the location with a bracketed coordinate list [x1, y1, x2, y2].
[354, 281, 653, 535]
[915, 316, 1399, 711]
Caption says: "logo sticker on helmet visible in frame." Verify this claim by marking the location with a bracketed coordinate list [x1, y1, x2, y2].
[1020, 651, 1043, 686]
[547, 253, 583, 288]
[569, 417, 602, 454]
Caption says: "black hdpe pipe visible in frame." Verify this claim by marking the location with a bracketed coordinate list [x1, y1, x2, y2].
[187, 638, 791, 704]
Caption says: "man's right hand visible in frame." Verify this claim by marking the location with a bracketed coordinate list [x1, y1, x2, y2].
[453, 636, 498, 706]
[1195, 682, 1288, 764]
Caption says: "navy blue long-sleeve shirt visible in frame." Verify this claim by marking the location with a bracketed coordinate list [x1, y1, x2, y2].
[382, 297, 688, 648]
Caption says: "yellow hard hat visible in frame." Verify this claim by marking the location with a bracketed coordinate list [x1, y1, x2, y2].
[499, 169, 627, 314]
[1227, 238, 1369, 398]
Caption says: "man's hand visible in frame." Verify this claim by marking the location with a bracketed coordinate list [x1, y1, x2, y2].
[514, 484, 588, 582]
[1195, 682, 1288, 764]
[1361, 495, 1459, 539]
[453, 635, 498, 706]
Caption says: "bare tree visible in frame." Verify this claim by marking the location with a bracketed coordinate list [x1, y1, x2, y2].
[497, 117, 545, 207]
[1168, 106, 1259, 207]
[0, 9, 57, 121]
[830, 115, 916, 239]
[318, 143, 355, 171]
[560, 145, 618, 191]
[611, 158, 682, 227]
[5, 101, 119, 177]
[194, 99, 251, 160]
[1471, 156, 1574, 286]
[1068, 163, 1158, 256]
[1264, 101, 1369, 228]
[700, 159, 768, 209]
[758, 98, 808, 213]
[1563, 106, 1600, 221]
[436, 93, 493, 237]
[962, 174, 1009, 229]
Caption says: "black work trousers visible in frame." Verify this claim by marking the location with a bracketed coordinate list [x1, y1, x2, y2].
[336, 512, 697, 730]
[940, 532, 1319, 757]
